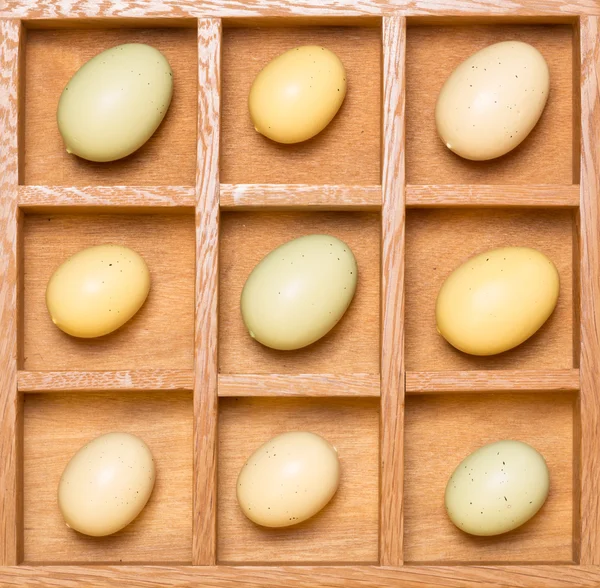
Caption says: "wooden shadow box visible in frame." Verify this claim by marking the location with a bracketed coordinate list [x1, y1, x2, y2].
[0, 1, 599, 586]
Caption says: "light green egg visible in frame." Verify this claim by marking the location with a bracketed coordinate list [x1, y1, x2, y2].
[57, 43, 173, 162]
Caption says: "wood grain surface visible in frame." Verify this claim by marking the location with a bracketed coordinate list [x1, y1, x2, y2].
[406, 369, 580, 394]
[380, 15, 405, 567]
[406, 24, 575, 185]
[217, 397, 379, 563]
[1, 0, 598, 18]
[220, 26, 380, 185]
[406, 184, 580, 208]
[218, 373, 380, 396]
[578, 15, 600, 566]
[23, 27, 197, 186]
[220, 184, 381, 210]
[0, 18, 21, 568]
[405, 208, 575, 371]
[23, 391, 192, 563]
[18, 369, 194, 392]
[22, 213, 195, 371]
[219, 212, 380, 375]
[193, 17, 221, 567]
[404, 393, 575, 563]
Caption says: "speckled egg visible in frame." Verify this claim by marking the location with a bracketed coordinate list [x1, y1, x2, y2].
[445, 440, 550, 536]
[237, 432, 340, 527]
[58, 432, 156, 537]
[436, 41, 549, 160]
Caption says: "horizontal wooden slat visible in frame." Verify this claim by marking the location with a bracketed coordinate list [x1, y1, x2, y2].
[218, 373, 380, 396]
[220, 184, 381, 210]
[406, 184, 580, 208]
[406, 369, 580, 394]
[1, 0, 595, 18]
[1, 565, 599, 587]
[17, 369, 194, 392]
[18, 185, 195, 209]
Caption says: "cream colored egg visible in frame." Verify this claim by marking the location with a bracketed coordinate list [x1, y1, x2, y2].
[436, 247, 559, 355]
[57, 43, 173, 162]
[46, 244, 150, 338]
[445, 440, 549, 536]
[58, 432, 156, 537]
[241, 235, 357, 350]
[237, 432, 340, 527]
[436, 41, 549, 160]
[249, 45, 347, 143]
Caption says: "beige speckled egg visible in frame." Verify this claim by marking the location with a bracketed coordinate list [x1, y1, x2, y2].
[57, 43, 173, 162]
[46, 244, 150, 338]
[249, 46, 347, 144]
[58, 432, 156, 537]
[436, 41, 549, 160]
[445, 440, 550, 536]
[237, 432, 340, 527]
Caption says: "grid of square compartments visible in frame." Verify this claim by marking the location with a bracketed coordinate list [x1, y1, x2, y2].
[1, 13, 591, 574]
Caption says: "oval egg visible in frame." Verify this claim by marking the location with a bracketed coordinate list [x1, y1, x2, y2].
[237, 432, 340, 527]
[436, 247, 559, 355]
[241, 234, 357, 350]
[249, 45, 347, 143]
[435, 41, 549, 160]
[57, 43, 173, 162]
[445, 440, 550, 536]
[58, 432, 156, 537]
[46, 244, 150, 338]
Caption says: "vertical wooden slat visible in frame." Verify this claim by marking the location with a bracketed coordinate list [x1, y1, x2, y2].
[380, 15, 406, 567]
[193, 17, 221, 566]
[0, 18, 22, 566]
[579, 15, 600, 566]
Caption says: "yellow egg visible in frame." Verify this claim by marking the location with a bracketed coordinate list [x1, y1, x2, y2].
[445, 440, 549, 536]
[436, 41, 549, 160]
[58, 432, 156, 537]
[46, 244, 150, 338]
[436, 247, 559, 355]
[57, 43, 173, 162]
[237, 432, 340, 527]
[249, 45, 346, 144]
[241, 235, 357, 350]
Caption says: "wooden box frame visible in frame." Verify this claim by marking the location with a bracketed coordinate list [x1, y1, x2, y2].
[0, 0, 599, 586]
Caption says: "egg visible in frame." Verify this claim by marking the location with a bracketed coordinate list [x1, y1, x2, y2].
[249, 46, 346, 143]
[445, 440, 550, 536]
[46, 244, 150, 338]
[241, 235, 357, 350]
[57, 43, 173, 162]
[435, 41, 549, 160]
[436, 247, 559, 355]
[58, 432, 156, 537]
[237, 432, 340, 527]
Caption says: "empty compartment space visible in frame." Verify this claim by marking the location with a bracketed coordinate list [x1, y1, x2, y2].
[23, 26, 197, 186]
[219, 211, 380, 375]
[23, 390, 192, 563]
[406, 21, 577, 185]
[404, 392, 575, 564]
[217, 397, 379, 563]
[220, 23, 381, 185]
[22, 211, 195, 371]
[405, 208, 575, 371]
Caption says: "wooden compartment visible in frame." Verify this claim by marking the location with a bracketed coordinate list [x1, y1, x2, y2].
[406, 21, 578, 185]
[217, 397, 379, 564]
[23, 26, 197, 186]
[405, 208, 576, 371]
[219, 211, 380, 375]
[220, 24, 381, 185]
[404, 392, 575, 564]
[23, 391, 193, 564]
[22, 211, 195, 371]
